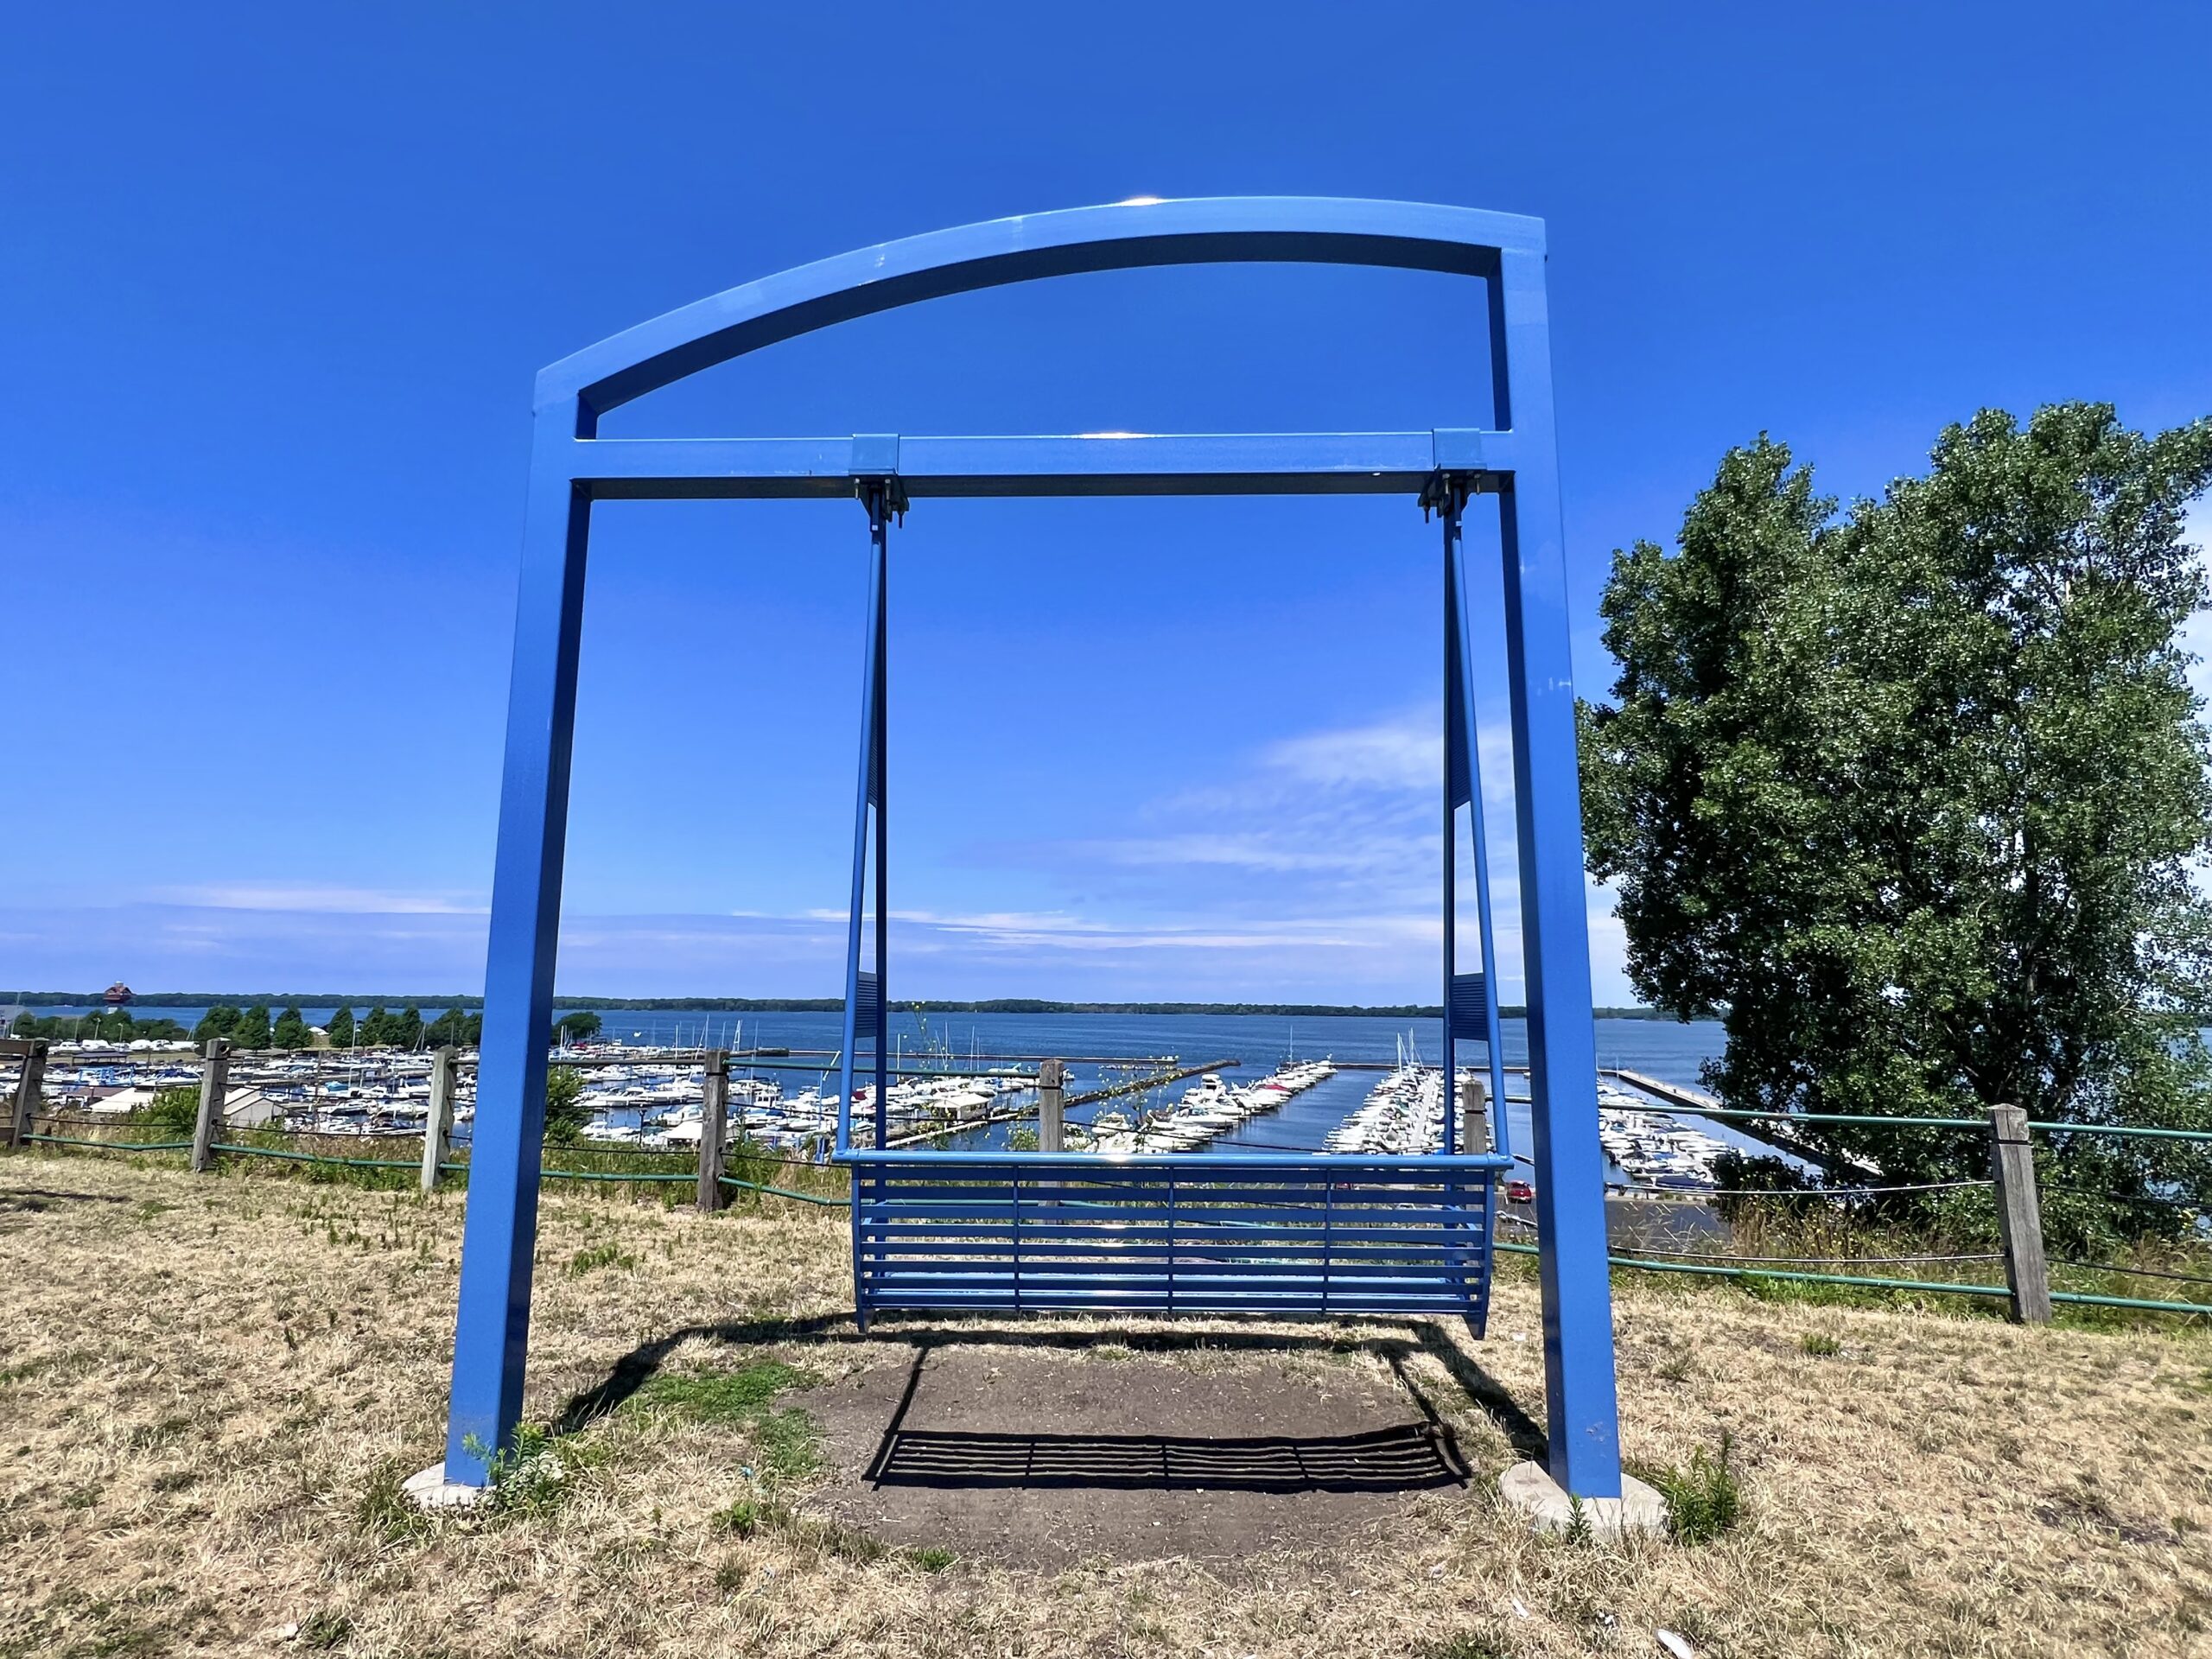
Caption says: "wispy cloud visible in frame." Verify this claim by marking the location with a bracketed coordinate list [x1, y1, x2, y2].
[1259, 717, 1436, 792]
[151, 883, 488, 915]
[1081, 830, 1427, 876]
[887, 906, 1437, 954]
[1040, 708, 1521, 910]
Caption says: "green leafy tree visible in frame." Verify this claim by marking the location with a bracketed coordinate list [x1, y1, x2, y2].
[360, 1006, 394, 1046]
[234, 1004, 273, 1050]
[541, 1065, 589, 1144]
[326, 1005, 355, 1049]
[1581, 405, 2212, 1239]
[396, 1004, 424, 1050]
[552, 1010, 602, 1046]
[423, 1007, 483, 1049]
[271, 1006, 310, 1050]
[192, 1006, 240, 1046]
[105, 1013, 183, 1041]
[135, 1085, 202, 1135]
[42, 1009, 183, 1043]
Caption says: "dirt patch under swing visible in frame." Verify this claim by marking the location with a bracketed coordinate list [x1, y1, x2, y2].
[804, 1334, 1481, 1567]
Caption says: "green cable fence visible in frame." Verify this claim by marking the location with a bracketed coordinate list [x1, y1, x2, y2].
[19, 1117, 847, 1207]
[11, 1082, 2209, 1314]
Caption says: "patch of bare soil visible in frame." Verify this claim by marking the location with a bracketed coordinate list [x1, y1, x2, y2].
[809, 1334, 1471, 1567]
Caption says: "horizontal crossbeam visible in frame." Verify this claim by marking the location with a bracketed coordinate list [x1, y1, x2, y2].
[574, 430, 1513, 499]
[839, 1149, 1515, 1171]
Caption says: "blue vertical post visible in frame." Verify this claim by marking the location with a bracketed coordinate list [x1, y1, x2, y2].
[1494, 246, 1623, 1499]
[1439, 482, 1513, 1164]
[836, 499, 886, 1159]
[1450, 500, 1513, 1162]
[839, 477, 893, 1327]
[1441, 518, 1459, 1160]
[443, 399, 593, 1486]
[869, 483, 890, 1157]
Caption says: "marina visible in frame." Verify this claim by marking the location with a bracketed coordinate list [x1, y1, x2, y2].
[7, 1009, 1752, 1192]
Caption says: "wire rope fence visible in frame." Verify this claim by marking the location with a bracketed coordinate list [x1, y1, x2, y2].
[4, 1038, 2209, 1321]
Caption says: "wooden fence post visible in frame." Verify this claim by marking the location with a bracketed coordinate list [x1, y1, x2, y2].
[1037, 1059, 1066, 1153]
[7, 1039, 49, 1150]
[422, 1046, 457, 1193]
[697, 1051, 728, 1213]
[1462, 1074, 1492, 1154]
[191, 1039, 232, 1173]
[1988, 1103, 2052, 1325]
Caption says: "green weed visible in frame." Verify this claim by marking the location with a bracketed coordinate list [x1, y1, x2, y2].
[1412, 1633, 1512, 1659]
[1801, 1332, 1842, 1357]
[713, 1496, 780, 1537]
[354, 1459, 433, 1548]
[799, 1514, 886, 1563]
[1643, 1432, 1743, 1545]
[297, 1609, 353, 1651]
[474, 1425, 601, 1520]
[710, 1496, 884, 1562]
[1562, 1495, 1592, 1546]
[567, 1240, 636, 1276]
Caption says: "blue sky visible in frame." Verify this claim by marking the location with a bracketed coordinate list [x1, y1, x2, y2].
[4, 3, 2209, 1004]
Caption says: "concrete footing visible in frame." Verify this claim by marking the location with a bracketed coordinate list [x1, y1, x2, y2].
[404, 1462, 487, 1511]
[1498, 1460, 1667, 1538]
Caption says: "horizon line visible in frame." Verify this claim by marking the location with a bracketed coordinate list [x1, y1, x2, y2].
[8, 989, 1679, 1020]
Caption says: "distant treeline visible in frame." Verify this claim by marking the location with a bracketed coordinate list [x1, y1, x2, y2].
[10, 992, 1683, 1020]
[8, 1009, 190, 1042]
[178, 1004, 602, 1050]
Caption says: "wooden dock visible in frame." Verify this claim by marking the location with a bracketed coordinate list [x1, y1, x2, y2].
[1604, 1069, 1873, 1178]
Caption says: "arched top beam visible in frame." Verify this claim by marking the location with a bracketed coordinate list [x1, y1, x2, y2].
[539, 196, 1544, 423]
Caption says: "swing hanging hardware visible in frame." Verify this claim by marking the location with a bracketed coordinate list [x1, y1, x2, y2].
[855, 474, 908, 525]
[1420, 469, 1479, 522]
[851, 432, 908, 524]
[1421, 427, 1491, 520]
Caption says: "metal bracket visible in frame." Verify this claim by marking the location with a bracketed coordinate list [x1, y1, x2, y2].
[856, 477, 908, 524]
[1421, 470, 1478, 521]
[1423, 428, 1489, 519]
[852, 434, 908, 522]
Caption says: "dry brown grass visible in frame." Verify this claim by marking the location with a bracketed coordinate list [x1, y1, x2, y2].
[3, 1148, 2209, 1658]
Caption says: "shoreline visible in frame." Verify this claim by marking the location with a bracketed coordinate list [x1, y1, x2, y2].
[6, 991, 1681, 1020]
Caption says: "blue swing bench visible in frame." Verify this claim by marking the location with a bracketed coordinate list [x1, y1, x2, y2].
[831, 470, 1515, 1332]
[845, 1149, 1509, 1324]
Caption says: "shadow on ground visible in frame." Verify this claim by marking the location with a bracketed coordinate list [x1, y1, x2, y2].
[555, 1313, 1546, 1566]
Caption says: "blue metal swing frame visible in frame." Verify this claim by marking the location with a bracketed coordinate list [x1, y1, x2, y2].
[442, 198, 1624, 1500]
